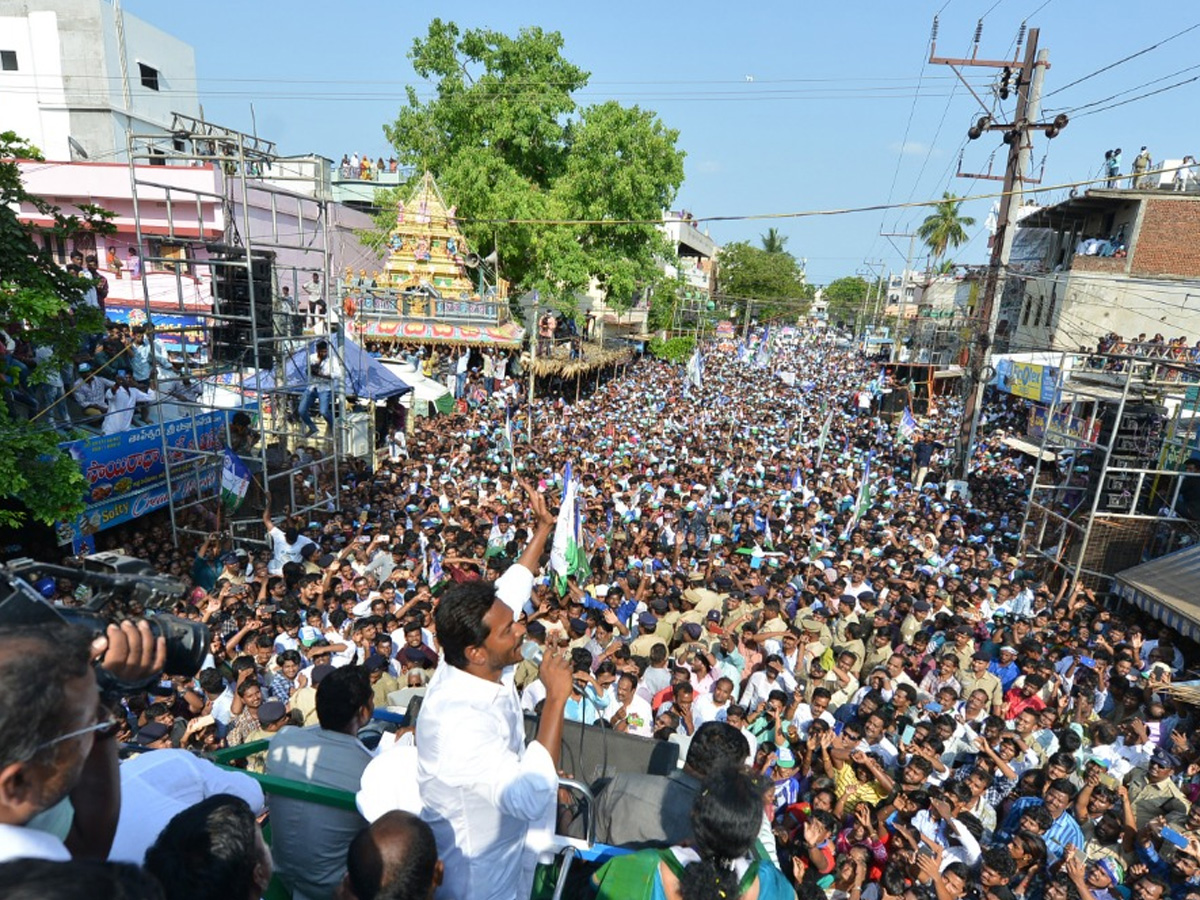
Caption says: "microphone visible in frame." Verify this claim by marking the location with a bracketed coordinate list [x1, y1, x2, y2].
[521, 641, 544, 666]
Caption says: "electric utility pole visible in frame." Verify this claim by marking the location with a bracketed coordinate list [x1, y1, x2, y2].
[880, 232, 917, 357]
[929, 20, 1066, 478]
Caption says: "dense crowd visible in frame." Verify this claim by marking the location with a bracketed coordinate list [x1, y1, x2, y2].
[3, 330, 1199, 900]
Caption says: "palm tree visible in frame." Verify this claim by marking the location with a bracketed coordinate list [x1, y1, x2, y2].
[917, 193, 976, 262]
[760, 227, 788, 254]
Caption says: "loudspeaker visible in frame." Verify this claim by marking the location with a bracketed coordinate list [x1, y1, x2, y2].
[212, 252, 276, 367]
[523, 714, 680, 789]
[1085, 403, 1166, 513]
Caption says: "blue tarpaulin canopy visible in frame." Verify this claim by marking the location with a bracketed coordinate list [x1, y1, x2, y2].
[248, 337, 412, 400]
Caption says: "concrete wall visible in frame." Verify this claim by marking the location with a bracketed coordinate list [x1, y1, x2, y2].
[0, 10, 71, 157]
[0, 0, 198, 161]
[1011, 271, 1200, 351]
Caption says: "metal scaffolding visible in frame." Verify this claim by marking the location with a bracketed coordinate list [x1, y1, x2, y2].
[1020, 351, 1200, 593]
[125, 115, 344, 548]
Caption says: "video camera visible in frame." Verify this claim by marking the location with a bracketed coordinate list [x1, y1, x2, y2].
[0, 552, 209, 690]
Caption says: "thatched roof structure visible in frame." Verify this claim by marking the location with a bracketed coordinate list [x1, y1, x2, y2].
[523, 340, 632, 378]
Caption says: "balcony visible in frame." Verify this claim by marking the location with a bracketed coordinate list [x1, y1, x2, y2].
[331, 169, 407, 210]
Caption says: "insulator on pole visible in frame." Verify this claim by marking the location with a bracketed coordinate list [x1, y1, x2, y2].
[931, 16, 939, 42]
[974, 20, 983, 46]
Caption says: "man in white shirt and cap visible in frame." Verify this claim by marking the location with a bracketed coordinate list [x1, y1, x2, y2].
[417, 480, 572, 900]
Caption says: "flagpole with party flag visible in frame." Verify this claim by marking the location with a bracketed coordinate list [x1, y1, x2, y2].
[504, 401, 517, 471]
[550, 461, 590, 595]
[840, 451, 874, 541]
[815, 410, 834, 468]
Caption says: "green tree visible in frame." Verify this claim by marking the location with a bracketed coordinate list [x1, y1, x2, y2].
[823, 275, 872, 329]
[917, 192, 976, 263]
[645, 272, 685, 333]
[381, 20, 685, 310]
[715, 241, 811, 322]
[759, 227, 788, 254]
[0, 132, 110, 528]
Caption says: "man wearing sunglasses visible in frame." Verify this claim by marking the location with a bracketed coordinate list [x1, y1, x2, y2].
[0, 618, 166, 863]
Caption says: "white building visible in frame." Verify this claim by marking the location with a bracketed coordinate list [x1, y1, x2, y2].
[585, 209, 720, 336]
[0, 0, 200, 162]
[884, 269, 921, 319]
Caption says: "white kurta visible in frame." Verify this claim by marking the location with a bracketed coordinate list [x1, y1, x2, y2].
[102, 385, 156, 434]
[417, 563, 558, 900]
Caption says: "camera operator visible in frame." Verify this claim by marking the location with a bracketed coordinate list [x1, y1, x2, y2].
[0, 619, 165, 863]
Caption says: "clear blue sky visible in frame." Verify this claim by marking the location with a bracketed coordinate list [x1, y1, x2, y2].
[122, 0, 1200, 285]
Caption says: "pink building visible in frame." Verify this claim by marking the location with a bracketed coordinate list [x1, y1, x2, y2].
[16, 157, 383, 353]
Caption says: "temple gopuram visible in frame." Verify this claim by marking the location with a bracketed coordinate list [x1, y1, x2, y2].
[339, 171, 524, 349]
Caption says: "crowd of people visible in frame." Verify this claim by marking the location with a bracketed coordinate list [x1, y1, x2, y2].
[3, 329, 1200, 900]
[337, 154, 400, 181]
[0, 248, 199, 435]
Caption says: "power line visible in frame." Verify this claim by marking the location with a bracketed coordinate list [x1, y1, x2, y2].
[1071, 73, 1200, 119]
[0, 85, 995, 105]
[0, 72, 971, 88]
[876, 17, 938, 243]
[1041, 21, 1200, 99]
[457, 163, 1189, 228]
[1056, 62, 1200, 115]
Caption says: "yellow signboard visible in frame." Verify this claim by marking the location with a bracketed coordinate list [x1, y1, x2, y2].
[1009, 362, 1045, 401]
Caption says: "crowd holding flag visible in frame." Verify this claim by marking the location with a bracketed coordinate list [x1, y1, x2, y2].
[428, 548, 444, 586]
[755, 326, 772, 368]
[503, 401, 517, 469]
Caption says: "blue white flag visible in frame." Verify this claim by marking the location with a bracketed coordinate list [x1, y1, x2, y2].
[686, 348, 704, 390]
[755, 327, 771, 368]
[220, 449, 251, 512]
[899, 408, 918, 442]
[550, 461, 590, 594]
[870, 370, 886, 397]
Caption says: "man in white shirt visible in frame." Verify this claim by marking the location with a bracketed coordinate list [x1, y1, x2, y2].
[262, 504, 315, 567]
[417, 483, 572, 900]
[739, 654, 796, 711]
[302, 273, 323, 332]
[691, 676, 734, 728]
[298, 339, 343, 436]
[791, 687, 836, 740]
[454, 348, 470, 399]
[101, 372, 156, 435]
[606, 671, 655, 737]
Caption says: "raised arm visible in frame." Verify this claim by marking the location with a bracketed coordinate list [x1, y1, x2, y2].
[515, 479, 556, 577]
